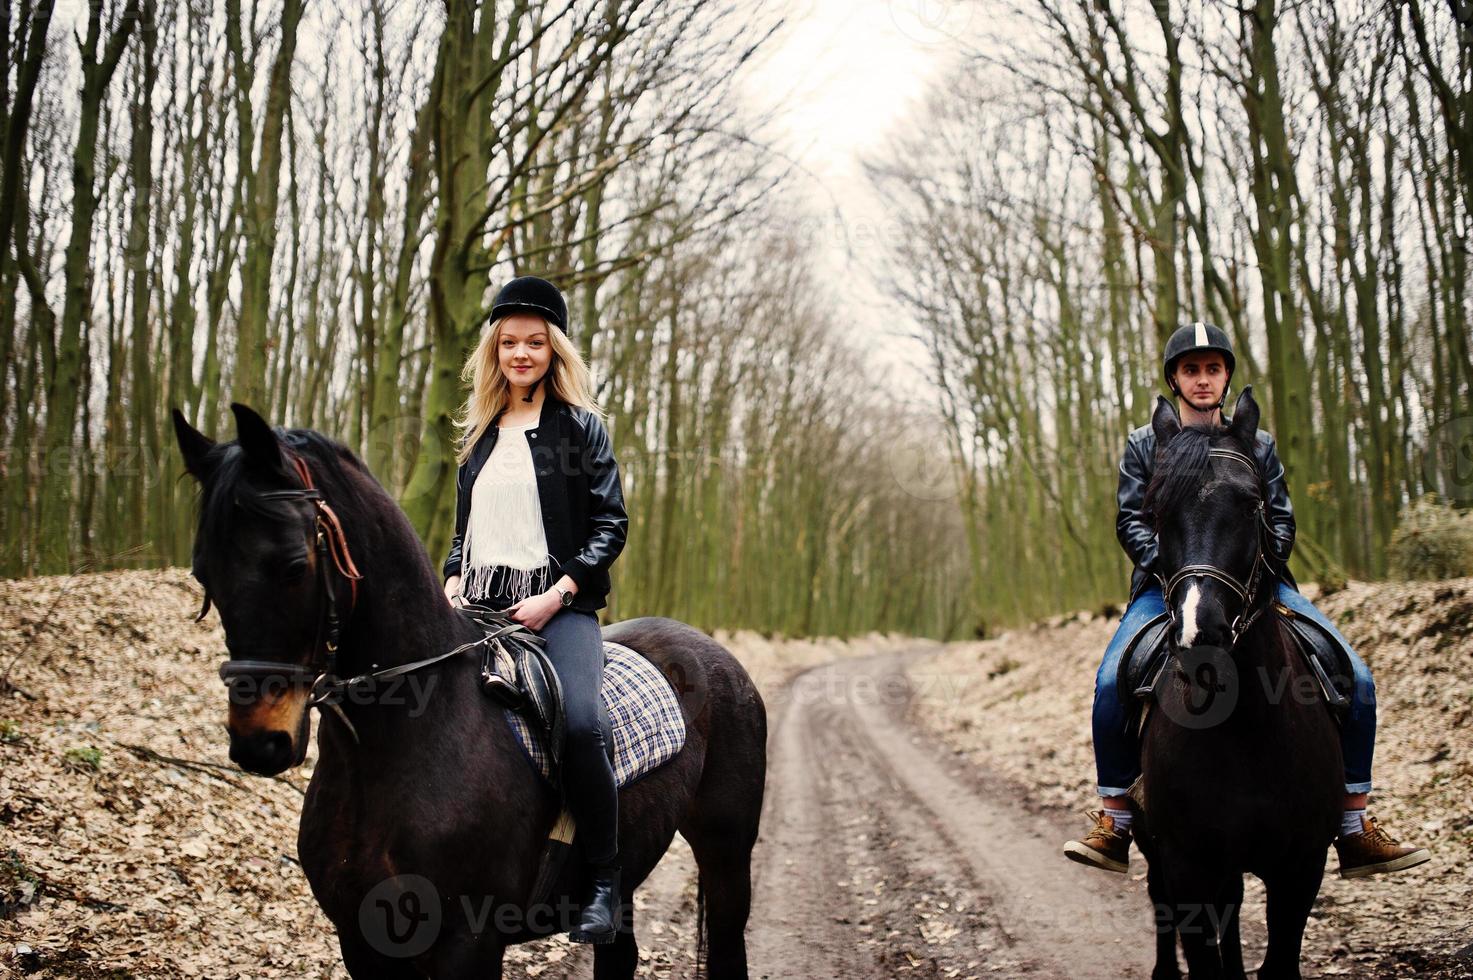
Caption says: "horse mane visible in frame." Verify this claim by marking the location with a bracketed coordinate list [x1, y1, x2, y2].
[194, 428, 374, 571]
[1142, 423, 1262, 532]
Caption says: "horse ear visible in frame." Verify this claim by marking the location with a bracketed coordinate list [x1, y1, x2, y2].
[1228, 386, 1260, 446]
[231, 402, 284, 471]
[171, 408, 216, 480]
[1152, 395, 1181, 446]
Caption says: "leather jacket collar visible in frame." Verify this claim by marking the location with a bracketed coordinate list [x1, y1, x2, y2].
[1117, 416, 1297, 601]
[444, 391, 628, 613]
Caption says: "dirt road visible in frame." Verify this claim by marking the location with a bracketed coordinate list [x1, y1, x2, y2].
[537, 648, 1156, 979]
[746, 650, 1154, 979]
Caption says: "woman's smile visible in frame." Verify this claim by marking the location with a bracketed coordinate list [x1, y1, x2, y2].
[497, 313, 554, 386]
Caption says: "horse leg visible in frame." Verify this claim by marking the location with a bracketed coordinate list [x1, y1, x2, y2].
[1144, 855, 1181, 980]
[684, 841, 753, 980]
[679, 697, 764, 980]
[1257, 862, 1324, 980]
[680, 763, 761, 979]
[1162, 860, 1226, 980]
[478, 944, 505, 980]
[1218, 875, 1247, 980]
[432, 937, 505, 980]
[593, 893, 638, 980]
[337, 932, 428, 980]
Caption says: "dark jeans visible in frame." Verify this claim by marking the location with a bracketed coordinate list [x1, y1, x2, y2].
[535, 605, 619, 866]
[1093, 583, 1376, 797]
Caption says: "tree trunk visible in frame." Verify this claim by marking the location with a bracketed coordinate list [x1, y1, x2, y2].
[36, 0, 139, 572]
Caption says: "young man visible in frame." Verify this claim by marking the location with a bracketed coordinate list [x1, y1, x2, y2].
[1063, 322, 1430, 879]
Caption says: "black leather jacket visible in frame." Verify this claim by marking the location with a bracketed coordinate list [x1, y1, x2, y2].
[1118, 420, 1296, 600]
[443, 392, 627, 612]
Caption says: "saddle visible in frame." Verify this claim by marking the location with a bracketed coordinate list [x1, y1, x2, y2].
[1118, 606, 1353, 714]
[1119, 613, 1172, 701]
[456, 604, 672, 914]
[457, 603, 613, 776]
[1276, 603, 1354, 712]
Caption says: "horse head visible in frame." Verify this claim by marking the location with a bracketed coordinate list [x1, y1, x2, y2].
[172, 403, 367, 776]
[1146, 387, 1270, 656]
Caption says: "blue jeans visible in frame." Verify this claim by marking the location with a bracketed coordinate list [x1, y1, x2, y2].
[479, 585, 619, 866]
[538, 606, 619, 866]
[1092, 583, 1375, 797]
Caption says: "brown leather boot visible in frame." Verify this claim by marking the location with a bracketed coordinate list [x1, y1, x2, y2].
[1063, 809, 1131, 873]
[1334, 815, 1431, 879]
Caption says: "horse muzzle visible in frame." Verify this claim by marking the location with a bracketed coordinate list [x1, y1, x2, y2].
[225, 681, 312, 775]
[228, 726, 305, 775]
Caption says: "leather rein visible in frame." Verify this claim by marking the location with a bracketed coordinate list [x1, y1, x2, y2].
[209, 454, 539, 743]
[1157, 447, 1274, 650]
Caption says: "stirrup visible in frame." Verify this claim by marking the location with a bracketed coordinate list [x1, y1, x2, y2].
[481, 670, 522, 707]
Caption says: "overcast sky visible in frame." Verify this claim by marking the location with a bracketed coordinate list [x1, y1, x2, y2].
[736, 0, 972, 395]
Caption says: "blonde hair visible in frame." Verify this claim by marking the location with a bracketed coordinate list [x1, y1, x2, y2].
[454, 316, 604, 464]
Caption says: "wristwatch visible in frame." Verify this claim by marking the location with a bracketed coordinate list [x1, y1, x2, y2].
[553, 585, 574, 607]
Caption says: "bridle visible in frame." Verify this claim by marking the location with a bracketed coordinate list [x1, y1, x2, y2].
[210, 454, 364, 727]
[208, 454, 539, 743]
[1157, 447, 1274, 650]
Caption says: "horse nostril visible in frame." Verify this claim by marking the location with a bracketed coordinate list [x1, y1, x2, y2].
[229, 729, 294, 775]
[1189, 621, 1233, 652]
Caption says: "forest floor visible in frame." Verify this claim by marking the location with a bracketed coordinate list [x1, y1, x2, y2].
[0, 569, 1469, 978]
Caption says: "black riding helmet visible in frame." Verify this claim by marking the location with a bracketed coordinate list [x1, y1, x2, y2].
[1163, 321, 1235, 404]
[489, 275, 569, 402]
[490, 275, 569, 335]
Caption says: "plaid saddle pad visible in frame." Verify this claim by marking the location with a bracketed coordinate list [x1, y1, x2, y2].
[504, 641, 687, 787]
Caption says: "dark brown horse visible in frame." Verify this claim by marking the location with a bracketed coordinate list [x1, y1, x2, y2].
[1133, 389, 1341, 980]
[172, 403, 767, 979]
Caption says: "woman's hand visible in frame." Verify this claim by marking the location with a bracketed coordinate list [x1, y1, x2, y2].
[444, 575, 464, 609]
[507, 589, 562, 631]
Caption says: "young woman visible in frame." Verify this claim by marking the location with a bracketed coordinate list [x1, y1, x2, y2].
[441, 275, 629, 944]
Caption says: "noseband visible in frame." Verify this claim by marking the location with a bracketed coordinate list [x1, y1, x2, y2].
[1158, 447, 1273, 650]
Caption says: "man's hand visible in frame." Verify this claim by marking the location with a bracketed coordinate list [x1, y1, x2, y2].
[507, 590, 562, 631]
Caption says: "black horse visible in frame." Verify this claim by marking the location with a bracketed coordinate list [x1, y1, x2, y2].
[1133, 388, 1341, 980]
[171, 403, 767, 979]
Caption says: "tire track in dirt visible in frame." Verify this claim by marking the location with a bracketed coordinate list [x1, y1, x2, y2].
[747, 649, 1155, 979]
[800, 691, 1033, 976]
[745, 661, 889, 977]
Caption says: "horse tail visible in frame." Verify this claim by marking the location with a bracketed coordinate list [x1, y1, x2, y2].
[694, 872, 709, 979]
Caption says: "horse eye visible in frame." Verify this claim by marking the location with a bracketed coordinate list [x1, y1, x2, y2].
[276, 557, 309, 582]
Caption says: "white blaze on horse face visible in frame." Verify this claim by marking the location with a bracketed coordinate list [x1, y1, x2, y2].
[1178, 582, 1203, 648]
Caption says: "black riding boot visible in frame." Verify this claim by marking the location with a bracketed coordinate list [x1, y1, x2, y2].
[562, 732, 619, 944]
[540, 608, 622, 943]
[570, 864, 621, 944]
